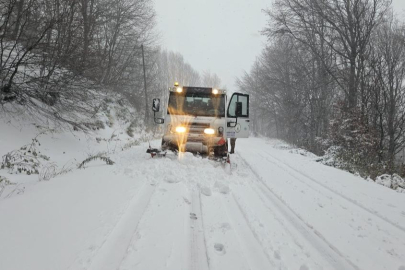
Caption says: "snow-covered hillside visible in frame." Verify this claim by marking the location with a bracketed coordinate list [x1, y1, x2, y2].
[1, 119, 405, 270]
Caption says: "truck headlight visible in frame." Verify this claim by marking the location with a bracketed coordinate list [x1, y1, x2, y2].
[204, 128, 215, 135]
[175, 126, 186, 133]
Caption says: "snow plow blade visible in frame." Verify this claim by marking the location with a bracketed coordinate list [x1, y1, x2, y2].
[207, 154, 230, 164]
[146, 147, 167, 158]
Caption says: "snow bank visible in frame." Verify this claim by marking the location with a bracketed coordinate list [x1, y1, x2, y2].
[0, 96, 156, 200]
[375, 174, 405, 192]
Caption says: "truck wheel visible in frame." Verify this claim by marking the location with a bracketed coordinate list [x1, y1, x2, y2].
[161, 139, 168, 151]
[214, 144, 227, 157]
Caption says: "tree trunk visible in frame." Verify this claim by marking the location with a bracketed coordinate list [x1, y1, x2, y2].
[142, 45, 149, 124]
[12, 0, 24, 39]
[81, 0, 92, 73]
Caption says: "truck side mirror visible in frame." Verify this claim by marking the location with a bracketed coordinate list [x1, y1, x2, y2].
[235, 102, 243, 117]
[152, 98, 164, 124]
[152, 98, 160, 112]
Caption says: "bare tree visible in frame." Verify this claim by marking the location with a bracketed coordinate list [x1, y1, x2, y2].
[201, 70, 222, 88]
[244, 0, 405, 176]
[267, 0, 390, 110]
[0, 0, 158, 130]
[370, 16, 405, 170]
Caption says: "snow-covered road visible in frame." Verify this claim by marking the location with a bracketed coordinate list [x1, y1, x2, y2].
[1, 138, 405, 270]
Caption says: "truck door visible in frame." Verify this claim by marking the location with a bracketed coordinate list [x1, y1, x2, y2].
[226, 93, 249, 138]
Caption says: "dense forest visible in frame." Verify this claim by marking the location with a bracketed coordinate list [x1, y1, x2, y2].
[238, 0, 405, 177]
[2, 0, 405, 178]
[0, 0, 221, 128]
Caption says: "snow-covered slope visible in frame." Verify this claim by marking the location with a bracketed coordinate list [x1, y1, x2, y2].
[0, 99, 148, 196]
[1, 134, 405, 270]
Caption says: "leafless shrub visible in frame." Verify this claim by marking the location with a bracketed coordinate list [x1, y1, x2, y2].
[1, 136, 50, 175]
[0, 176, 16, 198]
[122, 140, 141, 151]
[78, 153, 115, 169]
[39, 162, 74, 181]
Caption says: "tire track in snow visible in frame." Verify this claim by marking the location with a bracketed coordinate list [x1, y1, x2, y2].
[260, 151, 405, 234]
[236, 153, 359, 270]
[188, 189, 210, 270]
[86, 182, 156, 270]
[220, 192, 276, 269]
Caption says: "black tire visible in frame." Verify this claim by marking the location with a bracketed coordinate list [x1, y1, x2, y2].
[161, 139, 168, 151]
[214, 143, 228, 157]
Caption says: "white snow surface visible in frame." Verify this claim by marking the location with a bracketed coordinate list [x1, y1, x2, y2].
[1, 124, 405, 270]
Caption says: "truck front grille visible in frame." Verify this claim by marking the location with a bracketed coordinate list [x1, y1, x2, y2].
[187, 122, 210, 134]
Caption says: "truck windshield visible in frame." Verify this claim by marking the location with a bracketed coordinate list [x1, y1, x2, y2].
[168, 93, 225, 117]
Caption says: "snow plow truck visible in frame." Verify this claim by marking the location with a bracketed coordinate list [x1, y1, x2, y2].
[151, 82, 250, 159]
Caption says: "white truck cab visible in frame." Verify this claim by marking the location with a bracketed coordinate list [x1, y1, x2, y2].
[152, 84, 249, 157]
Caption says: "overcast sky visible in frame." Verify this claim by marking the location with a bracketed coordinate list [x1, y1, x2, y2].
[154, 0, 405, 91]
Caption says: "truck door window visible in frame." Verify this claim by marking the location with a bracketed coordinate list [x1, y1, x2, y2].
[228, 94, 237, 117]
[227, 93, 249, 117]
[239, 95, 248, 115]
